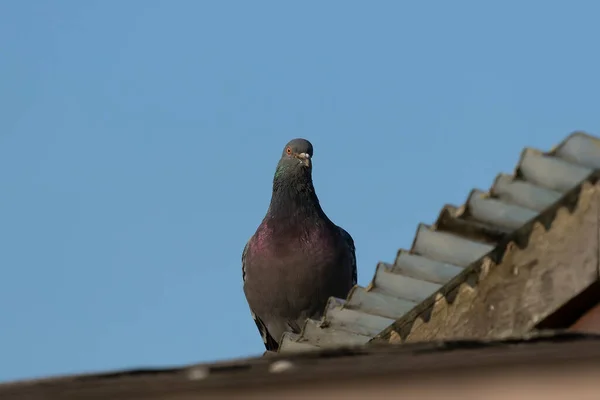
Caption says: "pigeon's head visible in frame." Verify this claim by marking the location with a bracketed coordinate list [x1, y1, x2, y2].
[278, 138, 313, 170]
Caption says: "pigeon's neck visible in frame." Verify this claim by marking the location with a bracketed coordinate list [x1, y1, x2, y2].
[268, 173, 325, 222]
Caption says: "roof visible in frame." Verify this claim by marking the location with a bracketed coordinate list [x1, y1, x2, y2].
[2, 332, 600, 399]
[3, 131, 600, 397]
[280, 131, 600, 352]
[377, 170, 600, 344]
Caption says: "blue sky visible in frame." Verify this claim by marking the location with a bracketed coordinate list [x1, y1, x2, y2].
[0, 0, 598, 382]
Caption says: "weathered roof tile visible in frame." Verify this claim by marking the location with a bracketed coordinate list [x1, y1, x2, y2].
[280, 131, 600, 353]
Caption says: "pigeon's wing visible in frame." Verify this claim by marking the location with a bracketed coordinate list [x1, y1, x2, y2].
[242, 240, 280, 351]
[338, 226, 357, 286]
[242, 241, 249, 282]
[250, 310, 279, 351]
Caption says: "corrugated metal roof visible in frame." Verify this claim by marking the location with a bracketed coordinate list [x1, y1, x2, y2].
[279, 131, 600, 353]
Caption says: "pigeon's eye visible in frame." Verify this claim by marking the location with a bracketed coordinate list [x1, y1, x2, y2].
[286, 147, 292, 155]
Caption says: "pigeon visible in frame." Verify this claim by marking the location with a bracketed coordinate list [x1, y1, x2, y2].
[242, 138, 357, 351]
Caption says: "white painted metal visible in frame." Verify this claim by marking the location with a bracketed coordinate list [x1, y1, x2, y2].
[393, 250, 463, 285]
[518, 148, 592, 193]
[467, 189, 538, 230]
[492, 174, 562, 212]
[279, 333, 319, 352]
[344, 286, 417, 319]
[321, 298, 395, 337]
[412, 224, 494, 267]
[299, 319, 371, 348]
[554, 132, 600, 169]
[373, 262, 442, 303]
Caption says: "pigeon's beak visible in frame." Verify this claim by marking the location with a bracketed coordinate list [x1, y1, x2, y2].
[297, 153, 311, 167]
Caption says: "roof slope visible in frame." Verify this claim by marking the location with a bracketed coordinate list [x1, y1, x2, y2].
[377, 174, 600, 343]
[2, 332, 600, 399]
[280, 131, 600, 352]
